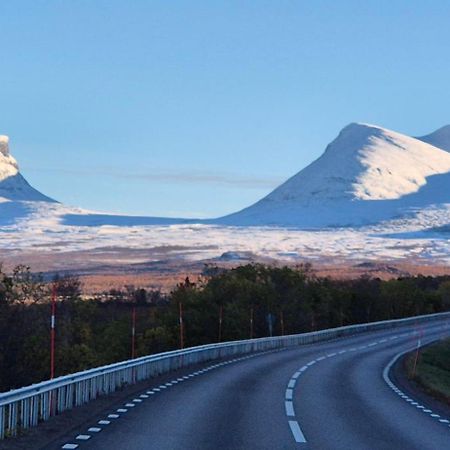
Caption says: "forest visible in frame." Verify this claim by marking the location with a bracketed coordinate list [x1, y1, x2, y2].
[0, 263, 449, 392]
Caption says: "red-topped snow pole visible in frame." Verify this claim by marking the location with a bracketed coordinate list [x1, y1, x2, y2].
[179, 302, 184, 349]
[50, 283, 56, 379]
[218, 305, 223, 343]
[131, 306, 136, 359]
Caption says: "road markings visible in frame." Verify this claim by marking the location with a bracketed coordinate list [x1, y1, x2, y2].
[62, 445, 78, 449]
[88, 427, 101, 433]
[76, 435, 91, 441]
[285, 401, 295, 417]
[288, 420, 307, 443]
[284, 326, 450, 445]
[285, 388, 294, 400]
[382, 336, 450, 432]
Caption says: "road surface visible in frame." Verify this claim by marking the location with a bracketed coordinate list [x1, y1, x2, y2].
[50, 318, 450, 450]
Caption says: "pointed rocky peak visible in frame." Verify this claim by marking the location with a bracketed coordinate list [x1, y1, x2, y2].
[0, 135, 10, 157]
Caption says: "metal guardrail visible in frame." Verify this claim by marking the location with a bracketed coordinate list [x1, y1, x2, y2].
[0, 311, 449, 439]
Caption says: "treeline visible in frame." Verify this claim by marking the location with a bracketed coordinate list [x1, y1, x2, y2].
[0, 263, 449, 392]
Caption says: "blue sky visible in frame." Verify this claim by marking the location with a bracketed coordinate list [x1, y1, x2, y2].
[1, 1, 450, 217]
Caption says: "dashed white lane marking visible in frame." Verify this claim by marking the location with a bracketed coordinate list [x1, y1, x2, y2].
[64, 349, 277, 449]
[76, 435, 91, 441]
[288, 420, 307, 443]
[285, 401, 295, 417]
[285, 325, 450, 445]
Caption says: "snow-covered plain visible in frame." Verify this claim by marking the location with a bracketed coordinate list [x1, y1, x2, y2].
[0, 123, 449, 268]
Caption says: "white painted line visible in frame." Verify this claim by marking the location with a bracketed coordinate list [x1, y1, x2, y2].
[177, 378, 184, 381]
[152, 388, 161, 392]
[439, 419, 450, 423]
[317, 356, 326, 360]
[62, 445, 79, 449]
[423, 409, 432, 413]
[431, 414, 440, 418]
[338, 350, 346, 354]
[158, 385, 167, 389]
[307, 361, 316, 366]
[165, 382, 173, 386]
[292, 371, 301, 379]
[125, 403, 135, 407]
[98, 420, 110, 425]
[327, 352, 337, 357]
[117, 408, 127, 413]
[140, 394, 149, 398]
[133, 398, 143, 402]
[76, 435, 91, 441]
[171, 380, 178, 384]
[285, 388, 294, 400]
[108, 414, 119, 419]
[288, 420, 307, 443]
[88, 427, 101, 433]
[288, 379, 296, 388]
[300, 366, 308, 372]
[285, 400, 295, 417]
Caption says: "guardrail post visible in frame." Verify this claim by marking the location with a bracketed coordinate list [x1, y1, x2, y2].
[0, 406, 4, 439]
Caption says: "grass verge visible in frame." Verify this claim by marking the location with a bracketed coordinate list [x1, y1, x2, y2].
[405, 338, 450, 406]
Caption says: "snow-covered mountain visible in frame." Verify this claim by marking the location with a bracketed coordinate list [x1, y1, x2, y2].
[0, 124, 449, 266]
[221, 123, 450, 227]
[0, 136, 55, 203]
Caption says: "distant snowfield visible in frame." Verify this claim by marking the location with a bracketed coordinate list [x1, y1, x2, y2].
[1, 200, 448, 266]
[0, 123, 449, 268]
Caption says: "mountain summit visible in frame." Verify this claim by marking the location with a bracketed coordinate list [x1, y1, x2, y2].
[221, 123, 450, 227]
[0, 135, 55, 202]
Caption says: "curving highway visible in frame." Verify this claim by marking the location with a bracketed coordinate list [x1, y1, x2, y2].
[50, 318, 450, 450]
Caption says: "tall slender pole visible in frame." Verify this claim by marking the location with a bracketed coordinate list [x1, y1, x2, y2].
[131, 306, 136, 359]
[218, 305, 223, 343]
[179, 302, 184, 349]
[280, 311, 285, 336]
[250, 307, 254, 339]
[50, 283, 56, 379]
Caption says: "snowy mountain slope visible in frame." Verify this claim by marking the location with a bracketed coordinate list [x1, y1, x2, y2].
[417, 125, 450, 152]
[0, 125, 449, 266]
[0, 136, 55, 203]
[220, 123, 450, 227]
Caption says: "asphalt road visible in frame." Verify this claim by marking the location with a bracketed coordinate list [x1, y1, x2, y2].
[50, 319, 450, 450]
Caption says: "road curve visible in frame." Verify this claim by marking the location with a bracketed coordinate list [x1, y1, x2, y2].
[49, 319, 450, 450]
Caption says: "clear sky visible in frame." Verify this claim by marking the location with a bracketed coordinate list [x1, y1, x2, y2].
[1, 1, 450, 217]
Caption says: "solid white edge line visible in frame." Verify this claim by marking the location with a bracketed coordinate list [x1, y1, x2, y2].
[288, 420, 307, 443]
